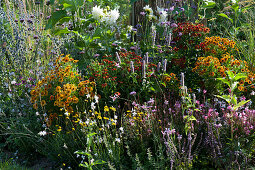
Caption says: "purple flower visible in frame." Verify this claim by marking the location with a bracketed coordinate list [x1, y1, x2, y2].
[164, 100, 169, 105]
[147, 98, 155, 104]
[132, 28, 137, 32]
[130, 91, 136, 95]
[178, 32, 182, 36]
[130, 46, 137, 50]
[203, 89, 207, 94]
[112, 43, 118, 46]
[175, 11, 179, 15]
[180, 8, 185, 12]
[152, 109, 157, 112]
[94, 54, 100, 57]
[169, 6, 175, 12]
[136, 24, 142, 28]
[170, 23, 178, 28]
[140, 12, 146, 16]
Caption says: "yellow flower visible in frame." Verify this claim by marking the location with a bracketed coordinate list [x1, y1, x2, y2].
[110, 107, 116, 112]
[103, 117, 109, 120]
[104, 106, 109, 112]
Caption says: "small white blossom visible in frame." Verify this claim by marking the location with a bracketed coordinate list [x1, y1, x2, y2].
[94, 95, 99, 103]
[64, 111, 70, 116]
[38, 131, 47, 136]
[11, 80, 16, 85]
[115, 138, 121, 143]
[127, 25, 133, 32]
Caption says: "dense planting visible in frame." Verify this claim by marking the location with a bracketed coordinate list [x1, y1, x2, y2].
[0, 0, 255, 169]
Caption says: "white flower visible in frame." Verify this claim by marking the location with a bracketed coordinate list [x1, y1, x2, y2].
[91, 102, 96, 110]
[143, 5, 153, 15]
[231, 0, 236, 3]
[63, 143, 68, 149]
[114, 115, 118, 119]
[86, 93, 91, 98]
[38, 130, 47, 136]
[94, 95, 99, 103]
[36, 112, 40, 116]
[157, 7, 167, 23]
[119, 127, 124, 132]
[92, 6, 105, 22]
[127, 25, 133, 32]
[251, 91, 255, 96]
[108, 149, 112, 154]
[11, 80, 16, 85]
[105, 9, 120, 25]
[64, 111, 70, 116]
[115, 138, 121, 143]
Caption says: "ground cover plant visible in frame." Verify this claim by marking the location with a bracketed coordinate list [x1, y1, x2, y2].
[0, 0, 255, 169]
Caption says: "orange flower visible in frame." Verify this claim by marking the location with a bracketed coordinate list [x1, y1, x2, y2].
[209, 72, 215, 77]
[72, 96, 79, 104]
[50, 95, 54, 100]
[41, 100, 46, 107]
[33, 103, 38, 109]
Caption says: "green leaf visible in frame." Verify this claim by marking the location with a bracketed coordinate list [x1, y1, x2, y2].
[63, 2, 73, 9]
[231, 3, 239, 13]
[231, 96, 237, 105]
[74, 150, 91, 157]
[87, 132, 97, 138]
[234, 73, 247, 81]
[233, 100, 251, 111]
[215, 95, 231, 103]
[203, 1, 216, 8]
[149, 86, 155, 92]
[94, 160, 106, 165]
[217, 78, 230, 87]
[53, 28, 71, 35]
[226, 70, 234, 79]
[79, 162, 89, 167]
[45, 10, 67, 30]
[218, 13, 233, 24]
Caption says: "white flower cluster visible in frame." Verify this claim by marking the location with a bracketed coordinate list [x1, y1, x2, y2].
[157, 7, 168, 24]
[91, 6, 120, 25]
